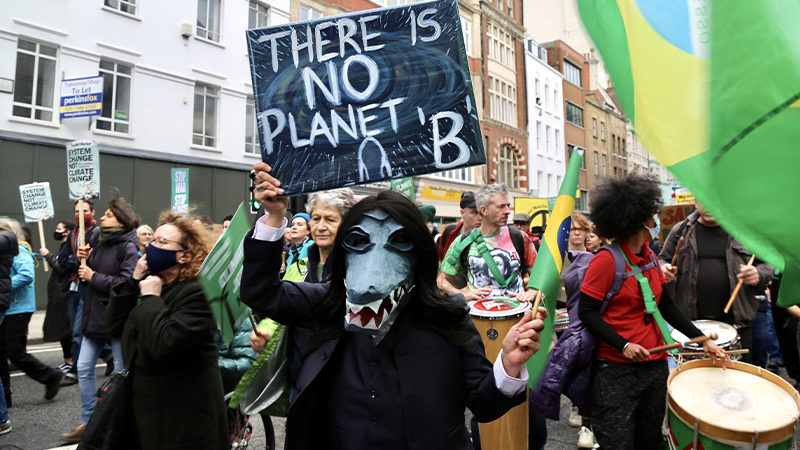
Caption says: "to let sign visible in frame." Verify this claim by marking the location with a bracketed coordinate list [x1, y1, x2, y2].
[246, 0, 485, 196]
[60, 76, 103, 119]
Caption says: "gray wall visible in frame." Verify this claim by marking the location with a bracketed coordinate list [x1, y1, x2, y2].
[0, 135, 252, 309]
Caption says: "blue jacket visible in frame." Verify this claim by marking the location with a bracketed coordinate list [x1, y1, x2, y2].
[285, 238, 314, 268]
[9, 243, 36, 316]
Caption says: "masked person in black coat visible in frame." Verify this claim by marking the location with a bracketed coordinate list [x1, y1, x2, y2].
[40, 221, 76, 372]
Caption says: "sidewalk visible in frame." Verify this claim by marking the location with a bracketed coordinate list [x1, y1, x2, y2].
[27, 310, 45, 345]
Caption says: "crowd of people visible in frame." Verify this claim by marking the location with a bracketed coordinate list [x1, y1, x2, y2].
[0, 167, 794, 449]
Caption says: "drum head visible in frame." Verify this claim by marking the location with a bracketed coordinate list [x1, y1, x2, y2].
[668, 360, 800, 445]
[671, 320, 738, 348]
[468, 298, 530, 319]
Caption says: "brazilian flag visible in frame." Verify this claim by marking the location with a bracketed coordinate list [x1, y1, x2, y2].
[526, 149, 583, 388]
[578, 0, 800, 307]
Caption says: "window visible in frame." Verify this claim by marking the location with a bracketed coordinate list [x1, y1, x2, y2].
[594, 151, 599, 174]
[575, 190, 588, 211]
[603, 154, 607, 175]
[429, 167, 473, 183]
[547, 174, 553, 194]
[13, 39, 57, 122]
[488, 26, 515, 68]
[535, 78, 540, 104]
[245, 97, 260, 154]
[622, 139, 626, 157]
[553, 88, 559, 114]
[555, 129, 560, 158]
[544, 82, 549, 109]
[600, 122, 605, 140]
[488, 76, 516, 127]
[564, 60, 582, 87]
[566, 102, 583, 127]
[104, 0, 136, 15]
[557, 175, 562, 191]
[592, 118, 597, 137]
[460, 16, 471, 55]
[248, 1, 269, 28]
[193, 85, 218, 147]
[568, 144, 586, 170]
[545, 125, 551, 154]
[197, 0, 221, 42]
[536, 122, 542, 153]
[612, 135, 616, 154]
[614, 167, 618, 176]
[507, 0, 513, 18]
[300, 5, 323, 20]
[497, 145, 519, 189]
[97, 60, 131, 134]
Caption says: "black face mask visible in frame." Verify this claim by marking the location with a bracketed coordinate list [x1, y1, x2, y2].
[53, 230, 65, 241]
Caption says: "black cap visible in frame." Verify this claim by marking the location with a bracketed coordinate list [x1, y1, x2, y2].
[530, 226, 545, 235]
[460, 192, 476, 209]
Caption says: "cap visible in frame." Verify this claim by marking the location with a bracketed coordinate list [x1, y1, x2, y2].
[291, 212, 311, 224]
[513, 213, 531, 223]
[460, 192, 476, 209]
[530, 226, 545, 235]
[418, 205, 436, 223]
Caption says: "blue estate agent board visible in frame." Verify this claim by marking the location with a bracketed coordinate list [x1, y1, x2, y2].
[246, 0, 485, 196]
[60, 76, 103, 119]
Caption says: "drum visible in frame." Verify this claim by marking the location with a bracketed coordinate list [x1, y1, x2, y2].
[665, 359, 800, 449]
[554, 308, 569, 332]
[671, 320, 741, 360]
[469, 298, 530, 450]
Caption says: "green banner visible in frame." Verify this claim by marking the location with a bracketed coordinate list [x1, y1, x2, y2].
[198, 202, 250, 345]
[546, 197, 557, 212]
[171, 168, 189, 214]
[390, 177, 415, 203]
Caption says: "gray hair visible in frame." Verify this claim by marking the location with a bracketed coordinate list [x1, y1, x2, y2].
[137, 225, 153, 236]
[306, 188, 357, 217]
[475, 184, 509, 212]
[0, 216, 25, 242]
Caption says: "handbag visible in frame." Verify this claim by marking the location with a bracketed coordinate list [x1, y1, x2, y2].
[77, 350, 138, 450]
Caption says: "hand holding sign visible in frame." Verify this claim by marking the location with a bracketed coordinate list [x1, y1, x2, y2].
[66, 140, 101, 267]
[252, 163, 288, 227]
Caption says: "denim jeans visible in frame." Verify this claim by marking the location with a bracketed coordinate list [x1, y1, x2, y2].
[67, 291, 82, 376]
[0, 309, 7, 423]
[753, 302, 782, 367]
[77, 336, 124, 424]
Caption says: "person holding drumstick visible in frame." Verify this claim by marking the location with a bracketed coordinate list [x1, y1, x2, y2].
[578, 174, 730, 450]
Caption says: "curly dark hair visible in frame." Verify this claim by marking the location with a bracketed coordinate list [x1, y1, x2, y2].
[589, 174, 662, 240]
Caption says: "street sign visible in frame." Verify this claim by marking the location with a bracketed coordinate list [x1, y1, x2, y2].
[60, 76, 103, 119]
[171, 168, 190, 214]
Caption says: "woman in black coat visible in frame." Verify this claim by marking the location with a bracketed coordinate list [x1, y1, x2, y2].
[40, 221, 75, 371]
[105, 210, 227, 450]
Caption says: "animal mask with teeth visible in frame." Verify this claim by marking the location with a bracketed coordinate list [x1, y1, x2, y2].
[342, 209, 416, 335]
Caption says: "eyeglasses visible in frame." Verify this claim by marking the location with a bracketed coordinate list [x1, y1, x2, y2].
[151, 237, 184, 249]
[570, 227, 590, 233]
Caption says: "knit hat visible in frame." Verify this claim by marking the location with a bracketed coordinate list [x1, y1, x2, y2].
[418, 205, 436, 223]
[291, 212, 311, 224]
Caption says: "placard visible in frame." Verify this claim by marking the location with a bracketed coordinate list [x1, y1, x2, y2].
[246, 0, 484, 195]
[514, 198, 550, 228]
[19, 182, 54, 223]
[171, 168, 190, 214]
[60, 76, 103, 119]
[390, 177, 415, 202]
[66, 140, 101, 201]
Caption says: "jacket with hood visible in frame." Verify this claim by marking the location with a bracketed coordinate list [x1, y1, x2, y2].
[0, 230, 18, 310]
[9, 242, 36, 316]
[82, 229, 139, 339]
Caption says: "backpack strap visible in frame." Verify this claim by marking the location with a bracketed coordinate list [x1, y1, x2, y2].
[507, 226, 528, 270]
[471, 228, 519, 289]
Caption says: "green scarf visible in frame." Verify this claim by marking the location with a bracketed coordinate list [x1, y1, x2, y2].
[99, 226, 126, 244]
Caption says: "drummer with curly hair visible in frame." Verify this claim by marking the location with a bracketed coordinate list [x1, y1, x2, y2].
[578, 174, 731, 450]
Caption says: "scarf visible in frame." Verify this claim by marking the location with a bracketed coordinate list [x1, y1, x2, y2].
[99, 226, 126, 245]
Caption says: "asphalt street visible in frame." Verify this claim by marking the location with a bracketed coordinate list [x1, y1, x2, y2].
[2, 342, 800, 449]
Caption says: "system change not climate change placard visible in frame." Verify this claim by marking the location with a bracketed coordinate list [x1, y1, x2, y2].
[246, 0, 485, 195]
[19, 182, 55, 223]
[66, 140, 101, 201]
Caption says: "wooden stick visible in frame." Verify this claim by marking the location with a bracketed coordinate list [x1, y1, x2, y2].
[678, 349, 749, 357]
[37, 221, 49, 272]
[648, 332, 718, 354]
[723, 254, 756, 313]
[248, 311, 258, 330]
[530, 290, 543, 317]
[670, 236, 684, 267]
[78, 199, 86, 267]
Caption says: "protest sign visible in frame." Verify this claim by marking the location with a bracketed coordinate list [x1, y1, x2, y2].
[66, 140, 101, 201]
[675, 187, 695, 204]
[246, 0, 485, 195]
[199, 202, 251, 346]
[390, 177, 415, 202]
[171, 168, 190, 214]
[514, 198, 550, 228]
[19, 182, 55, 272]
[660, 202, 697, 243]
[60, 76, 103, 120]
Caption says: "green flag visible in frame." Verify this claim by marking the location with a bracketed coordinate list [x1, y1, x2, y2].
[525, 150, 583, 388]
[579, 0, 800, 306]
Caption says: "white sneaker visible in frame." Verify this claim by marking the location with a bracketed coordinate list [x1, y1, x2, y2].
[578, 426, 598, 449]
[568, 406, 582, 427]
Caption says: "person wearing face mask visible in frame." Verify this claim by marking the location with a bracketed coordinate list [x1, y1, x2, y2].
[40, 221, 77, 372]
[136, 225, 153, 257]
[577, 175, 730, 450]
[285, 212, 313, 268]
[60, 192, 140, 443]
[658, 202, 774, 364]
[105, 211, 228, 450]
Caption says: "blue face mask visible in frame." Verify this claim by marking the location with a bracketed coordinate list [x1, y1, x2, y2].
[146, 243, 180, 275]
[645, 214, 660, 241]
[341, 210, 416, 335]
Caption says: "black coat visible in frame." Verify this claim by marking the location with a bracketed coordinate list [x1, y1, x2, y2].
[241, 236, 525, 450]
[57, 225, 100, 295]
[43, 242, 71, 342]
[82, 230, 139, 339]
[106, 277, 228, 450]
[0, 230, 18, 310]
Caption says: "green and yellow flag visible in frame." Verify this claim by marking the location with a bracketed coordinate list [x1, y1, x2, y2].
[526, 149, 583, 387]
[578, 0, 800, 306]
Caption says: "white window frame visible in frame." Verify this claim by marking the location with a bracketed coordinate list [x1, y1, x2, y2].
[248, 1, 270, 29]
[429, 167, 473, 183]
[555, 129, 561, 160]
[96, 60, 132, 134]
[460, 15, 471, 55]
[196, 0, 222, 42]
[536, 121, 542, 154]
[488, 76, 516, 127]
[12, 39, 57, 122]
[300, 4, 323, 20]
[566, 101, 584, 128]
[193, 84, 219, 148]
[245, 97, 260, 154]
[594, 151, 599, 175]
[488, 25, 515, 69]
[104, 0, 136, 15]
[592, 118, 597, 137]
[603, 153, 607, 175]
[544, 82, 549, 109]
[564, 60, 582, 87]
[601, 122, 605, 140]
[497, 145, 519, 189]
[545, 125, 551, 155]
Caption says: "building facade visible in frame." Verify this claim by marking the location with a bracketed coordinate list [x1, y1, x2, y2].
[627, 125, 649, 175]
[524, 36, 565, 200]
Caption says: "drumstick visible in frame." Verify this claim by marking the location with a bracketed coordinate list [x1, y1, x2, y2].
[679, 349, 749, 357]
[521, 291, 544, 353]
[248, 312, 258, 330]
[647, 332, 718, 354]
[670, 236, 683, 267]
[723, 254, 756, 314]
